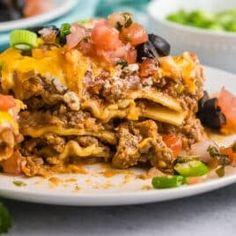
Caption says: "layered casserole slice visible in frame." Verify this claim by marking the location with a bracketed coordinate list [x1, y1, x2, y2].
[0, 13, 206, 176]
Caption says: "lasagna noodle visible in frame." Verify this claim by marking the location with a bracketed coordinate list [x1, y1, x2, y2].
[58, 141, 110, 160]
[140, 104, 186, 126]
[21, 126, 117, 145]
[130, 90, 182, 112]
[82, 99, 185, 126]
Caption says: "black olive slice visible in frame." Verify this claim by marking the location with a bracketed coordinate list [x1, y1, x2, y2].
[136, 41, 158, 62]
[136, 33, 171, 62]
[148, 34, 171, 57]
[197, 94, 227, 130]
[203, 98, 218, 111]
[198, 91, 209, 110]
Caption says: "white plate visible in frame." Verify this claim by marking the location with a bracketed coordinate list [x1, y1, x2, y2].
[0, 0, 77, 33]
[0, 66, 236, 206]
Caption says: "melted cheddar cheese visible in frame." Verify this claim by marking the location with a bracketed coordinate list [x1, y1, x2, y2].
[0, 111, 18, 134]
[0, 47, 105, 96]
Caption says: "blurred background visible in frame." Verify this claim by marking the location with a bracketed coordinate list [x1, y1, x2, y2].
[0, 0, 236, 73]
[0, 0, 151, 50]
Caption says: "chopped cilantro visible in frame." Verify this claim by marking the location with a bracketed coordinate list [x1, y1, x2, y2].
[60, 23, 71, 38]
[116, 60, 128, 68]
[124, 17, 133, 28]
[116, 22, 123, 31]
[13, 180, 27, 187]
[207, 145, 230, 166]
[216, 166, 225, 177]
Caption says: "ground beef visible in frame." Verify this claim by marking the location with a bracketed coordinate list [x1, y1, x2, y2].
[76, 136, 99, 147]
[83, 65, 142, 103]
[157, 117, 206, 149]
[181, 117, 206, 147]
[14, 74, 74, 110]
[19, 106, 104, 131]
[21, 155, 46, 177]
[112, 120, 174, 172]
[20, 134, 111, 166]
[112, 125, 141, 168]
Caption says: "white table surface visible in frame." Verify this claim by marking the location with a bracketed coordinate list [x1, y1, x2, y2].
[4, 182, 236, 236]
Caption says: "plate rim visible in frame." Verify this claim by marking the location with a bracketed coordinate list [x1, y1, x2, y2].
[0, 0, 78, 33]
[0, 65, 235, 206]
[0, 172, 235, 206]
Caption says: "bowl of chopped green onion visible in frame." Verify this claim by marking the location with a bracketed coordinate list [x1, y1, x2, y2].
[148, 0, 236, 73]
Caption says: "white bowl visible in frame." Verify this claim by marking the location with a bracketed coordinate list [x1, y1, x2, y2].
[147, 0, 236, 73]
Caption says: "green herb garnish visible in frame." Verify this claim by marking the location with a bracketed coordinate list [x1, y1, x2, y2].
[0, 203, 12, 234]
[116, 60, 128, 68]
[60, 23, 71, 38]
[216, 166, 225, 177]
[116, 22, 123, 31]
[115, 12, 133, 31]
[124, 13, 133, 28]
[207, 145, 230, 166]
[13, 180, 27, 187]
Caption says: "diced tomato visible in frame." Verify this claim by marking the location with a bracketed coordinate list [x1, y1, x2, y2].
[1, 150, 22, 175]
[24, 0, 54, 17]
[66, 24, 88, 50]
[220, 146, 236, 167]
[125, 47, 137, 64]
[0, 94, 16, 111]
[162, 135, 182, 157]
[78, 39, 95, 56]
[95, 43, 135, 65]
[95, 49, 114, 65]
[139, 59, 157, 77]
[120, 23, 148, 46]
[218, 88, 236, 134]
[91, 21, 123, 51]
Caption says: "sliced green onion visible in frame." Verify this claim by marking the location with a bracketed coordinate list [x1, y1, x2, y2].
[60, 23, 71, 38]
[152, 175, 185, 189]
[174, 160, 208, 177]
[10, 30, 38, 50]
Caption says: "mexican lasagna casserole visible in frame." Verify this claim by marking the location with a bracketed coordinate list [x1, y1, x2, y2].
[0, 13, 234, 179]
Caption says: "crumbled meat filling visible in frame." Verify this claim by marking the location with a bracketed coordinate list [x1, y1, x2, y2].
[157, 117, 206, 149]
[112, 120, 174, 172]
